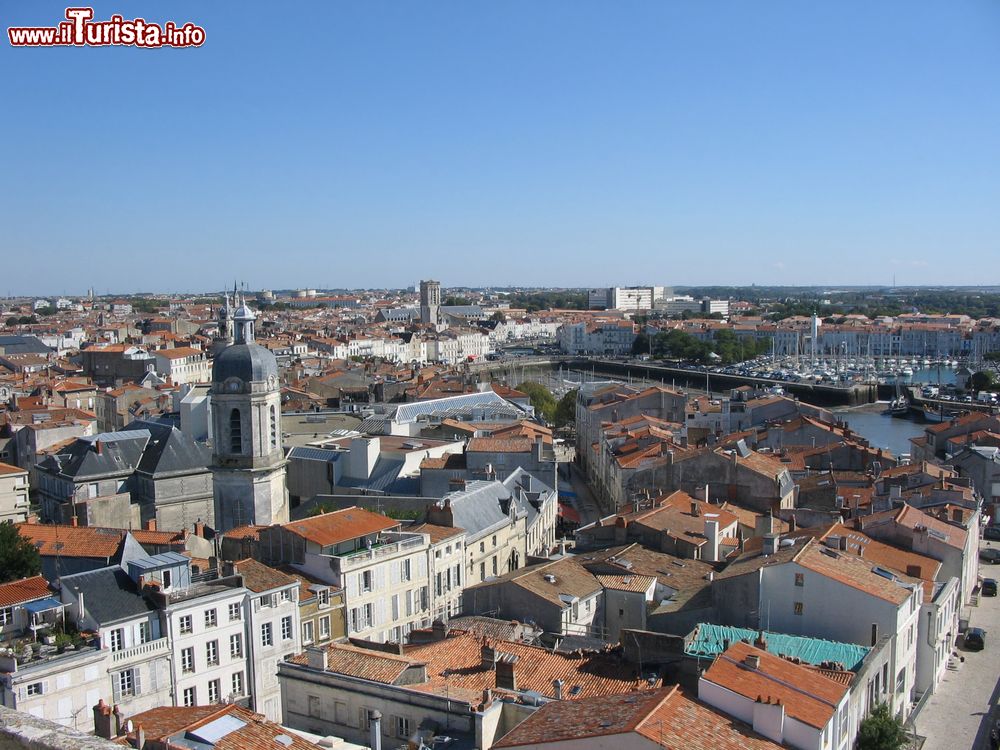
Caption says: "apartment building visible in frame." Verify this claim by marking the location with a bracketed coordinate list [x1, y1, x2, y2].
[0, 461, 29, 523]
[259, 507, 434, 642]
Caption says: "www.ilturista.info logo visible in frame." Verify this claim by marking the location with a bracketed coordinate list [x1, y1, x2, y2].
[8, 7, 205, 48]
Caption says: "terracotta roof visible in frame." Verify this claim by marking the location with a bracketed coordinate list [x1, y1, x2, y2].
[794, 540, 919, 605]
[282, 506, 397, 547]
[409, 522, 465, 543]
[0, 575, 52, 608]
[288, 642, 416, 684]
[126, 704, 320, 750]
[222, 524, 267, 541]
[232, 558, 297, 594]
[16, 522, 124, 558]
[153, 346, 204, 359]
[702, 642, 848, 729]
[467, 437, 534, 454]
[0, 461, 27, 476]
[403, 630, 647, 703]
[130, 528, 186, 546]
[494, 686, 786, 749]
[594, 573, 656, 594]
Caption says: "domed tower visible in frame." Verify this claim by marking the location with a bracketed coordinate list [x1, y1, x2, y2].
[210, 287, 236, 357]
[210, 297, 288, 531]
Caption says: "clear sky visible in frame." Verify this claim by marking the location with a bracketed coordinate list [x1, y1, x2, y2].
[3, 1, 1000, 295]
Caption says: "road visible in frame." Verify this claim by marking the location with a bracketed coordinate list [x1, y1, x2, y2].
[565, 462, 604, 527]
[912, 540, 1000, 749]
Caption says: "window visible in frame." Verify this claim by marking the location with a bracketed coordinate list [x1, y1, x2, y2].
[317, 589, 330, 608]
[319, 616, 330, 639]
[117, 669, 136, 698]
[492, 556, 498, 575]
[794, 573, 804, 587]
[364, 603, 374, 628]
[231, 671, 244, 696]
[359, 708, 377, 730]
[230, 633, 243, 658]
[280, 589, 291, 602]
[401, 559, 411, 582]
[0, 607, 12, 625]
[181, 647, 195, 673]
[270, 405, 278, 449]
[228, 602, 242, 622]
[794, 602, 804, 616]
[26, 682, 43, 696]
[208, 678, 220, 703]
[179, 614, 192, 634]
[229, 408, 242, 453]
[302, 621, 314, 644]
[397, 716, 411, 738]
[480, 562, 486, 580]
[261, 622, 273, 647]
[206, 640, 219, 666]
[109, 628, 124, 652]
[204, 608, 217, 628]
[895, 668, 905, 695]
[182, 687, 196, 707]
[138, 621, 151, 644]
[362, 570, 373, 592]
[281, 616, 292, 641]
[479, 541, 485, 553]
[309, 695, 322, 718]
[162, 569, 172, 589]
[492, 534, 497, 547]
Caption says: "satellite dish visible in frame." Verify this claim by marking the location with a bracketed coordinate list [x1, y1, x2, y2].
[125, 720, 134, 733]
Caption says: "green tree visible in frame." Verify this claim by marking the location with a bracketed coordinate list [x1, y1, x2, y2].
[490, 310, 507, 324]
[515, 381, 558, 422]
[856, 703, 908, 750]
[631, 332, 651, 356]
[443, 296, 472, 306]
[554, 389, 578, 428]
[0, 523, 42, 584]
[971, 370, 997, 392]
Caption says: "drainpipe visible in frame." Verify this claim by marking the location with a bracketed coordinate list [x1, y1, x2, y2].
[369, 710, 382, 750]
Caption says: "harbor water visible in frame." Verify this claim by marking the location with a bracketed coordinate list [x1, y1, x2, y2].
[833, 408, 925, 458]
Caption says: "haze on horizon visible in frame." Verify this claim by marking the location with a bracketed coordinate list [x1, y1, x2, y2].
[2, 1, 999, 294]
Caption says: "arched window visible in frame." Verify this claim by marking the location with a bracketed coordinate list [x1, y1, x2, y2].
[270, 405, 278, 449]
[229, 408, 242, 453]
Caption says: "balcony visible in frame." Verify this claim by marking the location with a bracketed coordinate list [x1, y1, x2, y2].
[111, 637, 169, 664]
[329, 533, 425, 573]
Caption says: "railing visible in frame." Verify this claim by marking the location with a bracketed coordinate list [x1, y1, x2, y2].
[331, 534, 425, 571]
[111, 637, 169, 664]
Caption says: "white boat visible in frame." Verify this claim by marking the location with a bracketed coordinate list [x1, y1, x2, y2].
[901, 367, 914, 377]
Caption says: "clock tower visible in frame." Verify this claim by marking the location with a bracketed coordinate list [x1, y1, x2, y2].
[210, 297, 288, 531]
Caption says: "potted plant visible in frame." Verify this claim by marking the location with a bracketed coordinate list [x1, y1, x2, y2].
[54, 633, 72, 654]
[30, 641, 42, 657]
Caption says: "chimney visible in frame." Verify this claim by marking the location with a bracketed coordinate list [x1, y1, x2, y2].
[703, 484, 710, 503]
[145, 519, 156, 532]
[93, 699, 113, 739]
[369, 710, 382, 750]
[552, 678, 564, 700]
[194, 521, 205, 538]
[704, 519, 720, 563]
[496, 653, 519, 691]
[787, 516, 796, 533]
[482, 688, 493, 706]
[431, 619, 450, 641]
[762, 533, 779, 557]
[306, 646, 329, 671]
[745, 654, 761, 670]
[691, 501, 701, 517]
[136, 724, 145, 750]
[95, 440, 102, 455]
[481, 641, 497, 670]
[112, 705, 124, 737]
[70, 516, 79, 527]
[870, 623, 878, 647]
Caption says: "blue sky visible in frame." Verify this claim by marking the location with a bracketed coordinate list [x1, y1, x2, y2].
[2, 1, 999, 294]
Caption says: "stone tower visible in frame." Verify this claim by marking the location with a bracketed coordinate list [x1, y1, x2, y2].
[210, 296, 288, 531]
[419, 279, 441, 325]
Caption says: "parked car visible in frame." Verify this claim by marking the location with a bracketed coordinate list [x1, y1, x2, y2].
[982, 578, 998, 597]
[964, 627, 986, 651]
[984, 526, 1000, 541]
[981, 548, 1000, 565]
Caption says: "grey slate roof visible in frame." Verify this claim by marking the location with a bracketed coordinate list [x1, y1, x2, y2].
[437, 479, 523, 541]
[126, 420, 211, 476]
[212, 342, 278, 383]
[60, 565, 157, 626]
[394, 391, 527, 424]
[0, 335, 52, 355]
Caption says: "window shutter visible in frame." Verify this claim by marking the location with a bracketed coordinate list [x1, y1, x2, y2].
[133, 669, 141, 696]
[149, 661, 158, 691]
[41, 680, 49, 694]
[112, 676, 121, 703]
[17, 687, 26, 702]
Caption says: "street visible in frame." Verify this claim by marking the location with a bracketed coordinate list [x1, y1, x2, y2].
[913, 541, 1000, 749]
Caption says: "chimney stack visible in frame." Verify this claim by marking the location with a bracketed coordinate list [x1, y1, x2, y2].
[93, 699, 113, 739]
[369, 710, 382, 750]
[691, 501, 701, 517]
[745, 654, 761, 670]
[306, 646, 329, 671]
[496, 653, 519, 691]
[552, 678, 564, 700]
[112, 705, 124, 737]
[762, 533, 779, 557]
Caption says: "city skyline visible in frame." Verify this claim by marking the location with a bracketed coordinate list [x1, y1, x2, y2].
[3, 1, 1000, 291]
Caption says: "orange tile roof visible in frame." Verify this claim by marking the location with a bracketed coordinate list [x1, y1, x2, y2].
[0, 575, 52, 608]
[494, 686, 786, 749]
[0, 461, 27, 476]
[222, 524, 267, 541]
[232, 558, 298, 594]
[702, 642, 848, 729]
[282, 506, 397, 547]
[288, 642, 415, 683]
[126, 704, 320, 750]
[794, 540, 918, 605]
[467, 437, 534, 453]
[16, 523, 124, 558]
[409, 522, 465, 543]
